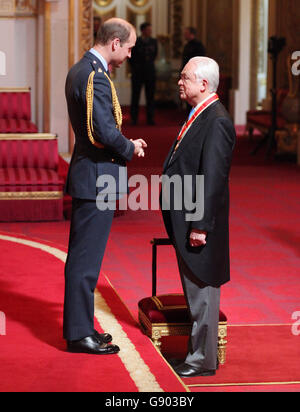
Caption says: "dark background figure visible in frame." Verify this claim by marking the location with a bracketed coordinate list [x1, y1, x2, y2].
[182, 27, 206, 70]
[181, 27, 206, 115]
[93, 16, 102, 43]
[130, 22, 158, 125]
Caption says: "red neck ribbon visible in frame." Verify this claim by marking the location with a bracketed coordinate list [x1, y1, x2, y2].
[177, 93, 219, 141]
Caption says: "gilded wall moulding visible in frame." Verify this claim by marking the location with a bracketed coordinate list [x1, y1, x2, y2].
[129, 0, 150, 7]
[95, 0, 114, 7]
[79, 0, 93, 57]
[0, 0, 37, 17]
[171, 0, 183, 59]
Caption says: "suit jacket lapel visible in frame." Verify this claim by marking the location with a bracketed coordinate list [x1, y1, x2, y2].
[164, 102, 219, 171]
[164, 115, 205, 171]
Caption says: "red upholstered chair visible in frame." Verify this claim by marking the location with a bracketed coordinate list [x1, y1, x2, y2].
[138, 239, 228, 365]
[0, 134, 64, 221]
[0, 88, 38, 133]
[246, 89, 288, 139]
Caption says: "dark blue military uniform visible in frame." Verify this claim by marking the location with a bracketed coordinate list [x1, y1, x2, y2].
[63, 51, 134, 341]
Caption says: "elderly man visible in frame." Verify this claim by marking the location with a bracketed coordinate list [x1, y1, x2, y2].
[64, 18, 147, 355]
[161, 57, 236, 377]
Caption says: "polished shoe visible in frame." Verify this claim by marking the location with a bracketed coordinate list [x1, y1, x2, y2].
[168, 358, 184, 368]
[94, 330, 112, 344]
[67, 335, 120, 355]
[174, 363, 216, 378]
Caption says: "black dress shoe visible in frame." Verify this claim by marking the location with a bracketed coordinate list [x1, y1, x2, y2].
[94, 330, 112, 344]
[174, 363, 216, 378]
[168, 358, 184, 368]
[67, 335, 120, 355]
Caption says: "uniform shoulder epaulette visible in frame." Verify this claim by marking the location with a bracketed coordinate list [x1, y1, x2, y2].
[86, 69, 123, 149]
[86, 70, 104, 149]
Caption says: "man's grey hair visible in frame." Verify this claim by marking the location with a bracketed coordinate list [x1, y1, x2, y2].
[190, 57, 220, 93]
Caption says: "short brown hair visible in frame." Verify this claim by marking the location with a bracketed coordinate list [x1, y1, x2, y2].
[96, 18, 133, 46]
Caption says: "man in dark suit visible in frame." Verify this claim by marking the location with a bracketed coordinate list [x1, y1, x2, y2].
[181, 27, 206, 114]
[161, 57, 236, 377]
[129, 22, 158, 125]
[182, 27, 206, 70]
[64, 18, 147, 355]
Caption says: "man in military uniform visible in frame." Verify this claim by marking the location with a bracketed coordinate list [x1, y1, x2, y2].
[64, 18, 147, 355]
[130, 22, 158, 125]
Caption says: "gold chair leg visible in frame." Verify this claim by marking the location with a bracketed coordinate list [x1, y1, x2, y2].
[152, 329, 162, 351]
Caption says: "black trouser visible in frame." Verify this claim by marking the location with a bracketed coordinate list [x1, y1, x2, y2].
[63, 198, 114, 341]
[176, 251, 220, 370]
[130, 68, 156, 124]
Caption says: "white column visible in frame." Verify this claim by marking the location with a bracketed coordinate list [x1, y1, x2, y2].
[234, 0, 251, 125]
[49, 1, 69, 153]
[0, 50, 6, 76]
[0, 18, 37, 123]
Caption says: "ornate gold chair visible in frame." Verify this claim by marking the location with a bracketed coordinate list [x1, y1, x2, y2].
[138, 238, 228, 365]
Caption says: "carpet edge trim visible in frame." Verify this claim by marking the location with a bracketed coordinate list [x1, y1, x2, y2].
[102, 274, 190, 393]
[187, 381, 300, 388]
[0, 234, 163, 393]
[94, 289, 164, 393]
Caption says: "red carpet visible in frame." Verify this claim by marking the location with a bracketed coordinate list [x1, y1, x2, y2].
[0, 235, 186, 392]
[159, 325, 300, 389]
[1, 109, 300, 391]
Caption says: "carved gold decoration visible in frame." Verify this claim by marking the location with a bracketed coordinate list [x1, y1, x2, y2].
[170, 0, 183, 59]
[79, 0, 93, 57]
[69, 0, 75, 153]
[95, 0, 114, 6]
[0, 191, 63, 200]
[0, 87, 30, 93]
[0, 0, 37, 17]
[0, 0, 14, 16]
[276, 124, 299, 156]
[139, 308, 228, 365]
[0, 133, 57, 141]
[127, 4, 152, 27]
[43, 0, 51, 133]
[15, 0, 36, 14]
[129, 0, 149, 7]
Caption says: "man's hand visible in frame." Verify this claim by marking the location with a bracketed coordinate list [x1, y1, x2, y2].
[131, 139, 148, 157]
[189, 229, 207, 247]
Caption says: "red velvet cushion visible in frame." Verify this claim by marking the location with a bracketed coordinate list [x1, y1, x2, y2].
[0, 139, 59, 170]
[247, 110, 270, 117]
[247, 114, 286, 129]
[0, 168, 64, 192]
[0, 92, 31, 120]
[138, 294, 227, 324]
[0, 118, 38, 133]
